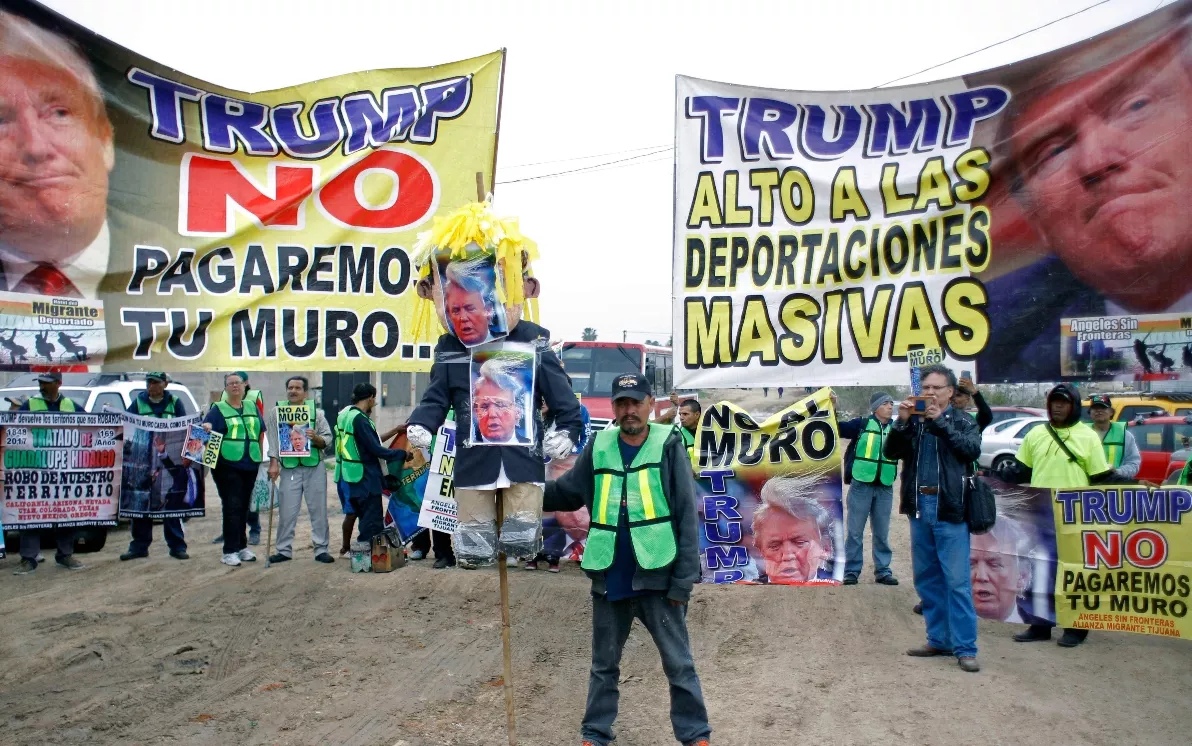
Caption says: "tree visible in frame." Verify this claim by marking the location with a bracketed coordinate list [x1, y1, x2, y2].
[582, 328, 597, 341]
[646, 339, 660, 346]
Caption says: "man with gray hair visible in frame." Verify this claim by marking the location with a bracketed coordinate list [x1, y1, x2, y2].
[0, 10, 113, 298]
[472, 355, 528, 444]
[752, 475, 836, 584]
[884, 364, 983, 673]
[835, 390, 900, 586]
[443, 256, 501, 346]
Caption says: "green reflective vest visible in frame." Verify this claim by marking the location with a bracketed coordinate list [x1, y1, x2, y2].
[851, 417, 896, 486]
[214, 400, 262, 463]
[1100, 421, 1126, 469]
[582, 423, 677, 572]
[28, 396, 76, 412]
[277, 399, 321, 468]
[135, 394, 178, 418]
[334, 406, 373, 484]
[677, 425, 695, 463]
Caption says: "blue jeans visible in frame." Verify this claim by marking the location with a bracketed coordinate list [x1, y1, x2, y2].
[129, 517, 186, 554]
[845, 481, 893, 577]
[909, 490, 978, 658]
[583, 592, 710, 746]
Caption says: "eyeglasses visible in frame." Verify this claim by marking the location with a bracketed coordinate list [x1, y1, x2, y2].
[922, 385, 951, 393]
[475, 398, 515, 415]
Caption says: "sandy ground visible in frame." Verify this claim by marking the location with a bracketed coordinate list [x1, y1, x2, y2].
[1, 471, 1190, 746]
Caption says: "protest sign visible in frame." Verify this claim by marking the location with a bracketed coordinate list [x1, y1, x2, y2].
[418, 421, 458, 534]
[383, 433, 429, 544]
[276, 404, 312, 458]
[1053, 486, 1192, 639]
[692, 388, 845, 585]
[469, 343, 536, 447]
[0, 0, 503, 373]
[182, 426, 222, 468]
[120, 412, 204, 519]
[0, 411, 121, 529]
[673, 2, 1192, 386]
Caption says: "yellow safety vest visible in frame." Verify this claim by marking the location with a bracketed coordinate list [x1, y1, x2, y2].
[1100, 422, 1125, 469]
[214, 400, 262, 463]
[334, 406, 373, 484]
[28, 396, 77, 412]
[582, 424, 677, 572]
[851, 417, 896, 486]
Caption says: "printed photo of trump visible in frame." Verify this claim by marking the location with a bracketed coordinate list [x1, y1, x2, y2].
[0, 10, 112, 299]
[435, 251, 510, 348]
[469, 344, 535, 447]
[751, 474, 844, 585]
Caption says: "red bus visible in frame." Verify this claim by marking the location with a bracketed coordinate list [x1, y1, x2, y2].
[554, 341, 673, 430]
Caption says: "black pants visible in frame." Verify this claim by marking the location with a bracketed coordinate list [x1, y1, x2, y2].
[20, 528, 75, 562]
[411, 529, 455, 560]
[1028, 623, 1089, 641]
[212, 467, 256, 555]
[348, 491, 384, 544]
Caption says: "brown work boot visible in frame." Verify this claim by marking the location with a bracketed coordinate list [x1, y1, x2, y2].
[958, 657, 980, 673]
[906, 645, 953, 657]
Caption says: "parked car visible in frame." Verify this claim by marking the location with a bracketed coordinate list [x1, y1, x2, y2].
[987, 406, 1046, 427]
[1080, 392, 1192, 422]
[1125, 415, 1192, 485]
[978, 416, 1047, 471]
[0, 373, 199, 553]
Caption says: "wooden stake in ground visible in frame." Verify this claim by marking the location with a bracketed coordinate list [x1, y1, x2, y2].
[496, 491, 518, 746]
[264, 480, 277, 568]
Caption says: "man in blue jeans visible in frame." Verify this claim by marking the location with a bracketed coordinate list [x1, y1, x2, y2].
[884, 364, 982, 673]
[544, 373, 710, 746]
[835, 391, 899, 586]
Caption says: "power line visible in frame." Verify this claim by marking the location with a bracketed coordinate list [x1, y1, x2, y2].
[496, 154, 672, 185]
[500, 143, 671, 170]
[873, 0, 1114, 88]
[496, 147, 672, 184]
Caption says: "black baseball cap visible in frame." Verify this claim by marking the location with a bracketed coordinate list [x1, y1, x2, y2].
[611, 373, 652, 402]
[35, 371, 62, 383]
[1089, 394, 1112, 409]
[146, 372, 168, 383]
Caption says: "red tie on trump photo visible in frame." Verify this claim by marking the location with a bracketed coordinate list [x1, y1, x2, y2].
[14, 264, 81, 298]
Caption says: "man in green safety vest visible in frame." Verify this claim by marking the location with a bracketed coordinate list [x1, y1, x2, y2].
[543, 373, 710, 746]
[12, 372, 84, 575]
[201, 372, 265, 568]
[834, 391, 900, 587]
[334, 382, 407, 551]
[120, 372, 192, 563]
[266, 376, 335, 565]
[1087, 394, 1142, 482]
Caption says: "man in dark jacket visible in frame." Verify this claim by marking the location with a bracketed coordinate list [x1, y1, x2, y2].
[334, 383, 408, 546]
[951, 375, 993, 431]
[406, 319, 583, 564]
[836, 391, 899, 586]
[884, 364, 983, 673]
[545, 373, 710, 746]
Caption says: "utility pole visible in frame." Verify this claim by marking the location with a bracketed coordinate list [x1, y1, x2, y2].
[623, 330, 627, 343]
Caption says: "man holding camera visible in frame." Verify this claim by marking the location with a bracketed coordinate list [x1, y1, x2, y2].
[884, 364, 983, 673]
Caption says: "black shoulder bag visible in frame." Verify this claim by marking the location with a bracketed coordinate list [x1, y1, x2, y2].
[963, 417, 997, 534]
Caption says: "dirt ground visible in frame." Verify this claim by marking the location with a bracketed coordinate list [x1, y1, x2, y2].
[2, 471, 1190, 746]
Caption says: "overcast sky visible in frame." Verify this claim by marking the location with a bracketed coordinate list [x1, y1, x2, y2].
[41, 0, 1172, 344]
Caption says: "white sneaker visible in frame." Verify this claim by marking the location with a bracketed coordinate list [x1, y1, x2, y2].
[505, 557, 518, 567]
[238, 548, 257, 562]
[221, 553, 241, 567]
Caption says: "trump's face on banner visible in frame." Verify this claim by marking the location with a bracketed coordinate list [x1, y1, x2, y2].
[0, 12, 113, 270]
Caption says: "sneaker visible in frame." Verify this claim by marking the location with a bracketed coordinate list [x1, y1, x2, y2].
[120, 551, 149, 561]
[248, 531, 261, 546]
[842, 573, 858, 585]
[238, 548, 257, 562]
[268, 553, 291, 563]
[170, 550, 190, 560]
[314, 553, 335, 564]
[524, 559, 538, 571]
[548, 560, 561, 573]
[410, 549, 426, 560]
[339, 548, 350, 559]
[211, 534, 224, 544]
[687, 739, 712, 746]
[875, 574, 899, 586]
[221, 553, 241, 567]
[56, 556, 86, 570]
[433, 556, 455, 569]
[12, 558, 36, 575]
[505, 556, 518, 568]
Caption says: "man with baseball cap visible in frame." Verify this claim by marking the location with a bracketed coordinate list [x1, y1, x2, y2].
[121, 372, 191, 562]
[1087, 395, 1142, 483]
[544, 373, 711, 746]
[834, 390, 900, 586]
[12, 371, 82, 574]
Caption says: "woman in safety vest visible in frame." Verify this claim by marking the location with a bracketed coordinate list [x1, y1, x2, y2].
[201, 372, 264, 567]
